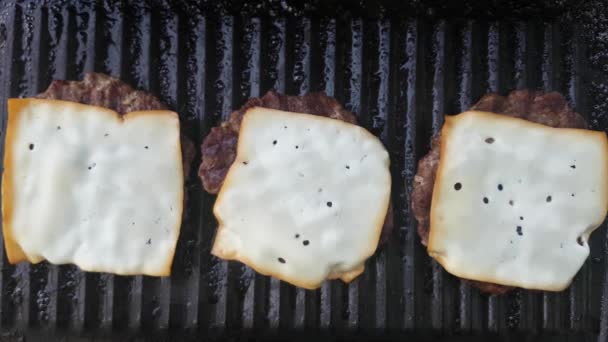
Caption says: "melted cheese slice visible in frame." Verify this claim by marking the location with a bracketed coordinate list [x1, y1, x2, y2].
[212, 107, 391, 289]
[429, 111, 608, 291]
[2, 99, 183, 276]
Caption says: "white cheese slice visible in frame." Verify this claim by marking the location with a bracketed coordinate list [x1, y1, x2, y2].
[2, 99, 183, 276]
[429, 110, 608, 291]
[212, 107, 391, 289]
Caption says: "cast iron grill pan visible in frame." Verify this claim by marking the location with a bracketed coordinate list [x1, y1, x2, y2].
[1, 1, 608, 340]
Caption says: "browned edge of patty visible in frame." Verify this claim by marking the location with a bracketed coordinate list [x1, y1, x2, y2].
[411, 89, 588, 294]
[199, 90, 394, 244]
[35, 72, 196, 178]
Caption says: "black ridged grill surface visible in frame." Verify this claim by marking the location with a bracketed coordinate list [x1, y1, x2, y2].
[1, 1, 608, 340]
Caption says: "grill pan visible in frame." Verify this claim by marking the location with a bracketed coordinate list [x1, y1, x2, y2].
[1, 1, 608, 341]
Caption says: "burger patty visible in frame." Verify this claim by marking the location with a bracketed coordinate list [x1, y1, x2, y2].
[411, 89, 587, 294]
[35, 72, 196, 178]
[199, 90, 394, 244]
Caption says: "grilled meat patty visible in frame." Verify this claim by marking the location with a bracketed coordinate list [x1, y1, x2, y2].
[35, 72, 196, 178]
[411, 89, 587, 294]
[199, 90, 394, 244]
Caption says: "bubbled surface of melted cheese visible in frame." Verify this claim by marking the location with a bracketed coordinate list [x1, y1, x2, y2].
[212, 107, 391, 289]
[429, 111, 608, 291]
[2, 99, 183, 276]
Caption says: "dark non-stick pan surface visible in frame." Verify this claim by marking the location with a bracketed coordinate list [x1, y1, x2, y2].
[1, 1, 608, 341]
